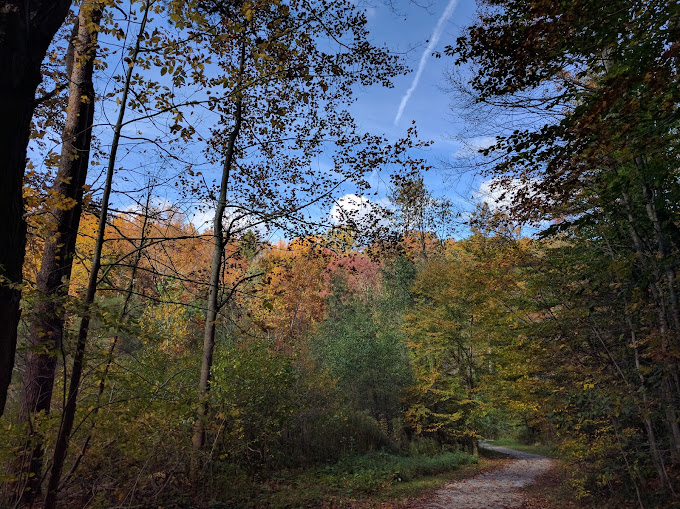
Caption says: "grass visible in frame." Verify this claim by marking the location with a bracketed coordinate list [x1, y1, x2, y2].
[211, 450, 489, 508]
[485, 437, 558, 458]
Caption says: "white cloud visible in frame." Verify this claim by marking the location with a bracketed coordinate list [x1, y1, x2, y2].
[454, 136, 498, 159]
[189, 203, 270, 236]
[474, 177, 541, 212]
[190, 205, 214, 232]
[394, 0, 460, 126]
[329, 194, 389, 228]
[122, 197, 183, 222]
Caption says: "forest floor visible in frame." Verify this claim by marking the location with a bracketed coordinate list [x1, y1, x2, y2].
[402, 442, 556, 509]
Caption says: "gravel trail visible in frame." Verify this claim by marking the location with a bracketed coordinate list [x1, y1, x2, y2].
[409, 442, 555, 509]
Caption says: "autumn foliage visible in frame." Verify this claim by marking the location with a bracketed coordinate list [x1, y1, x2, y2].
[1, 0, 679, 508]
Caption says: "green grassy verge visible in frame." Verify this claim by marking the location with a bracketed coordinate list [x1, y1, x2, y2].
[485, 437, 558, 458]
[369, 455, 507, 507]
[214, 451, 483, 508]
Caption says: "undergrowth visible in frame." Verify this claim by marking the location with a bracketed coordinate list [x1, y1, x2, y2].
[208, 450, 477, 508]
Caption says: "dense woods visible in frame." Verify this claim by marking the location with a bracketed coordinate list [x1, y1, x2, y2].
[0, 0, 679, 507]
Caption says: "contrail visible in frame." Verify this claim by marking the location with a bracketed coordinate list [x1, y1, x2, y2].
[394, 0, 460, 126]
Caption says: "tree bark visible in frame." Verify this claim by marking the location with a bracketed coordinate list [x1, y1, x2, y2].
[625, 310, 671, 489]
[192, 43, 245, 452]
[192, 102, 243, 451]
[640, 179, 680, 334]
[622, 189, 680, 468]
[18, 4, 101, 498]
[0, 0, 73, 417]
[639, 182, 680, 457]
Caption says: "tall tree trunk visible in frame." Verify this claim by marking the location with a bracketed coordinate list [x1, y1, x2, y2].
[624, 310, 672, 489]
[639, 181, 680, 458]
[604, 226, 669, 490]
[622, 189, 680, 467]
[192, 43, 245, 452]
[622, 191, 672, 339]
[43, 3, 150, 505]
[640, 180, 680, 334]
[0, 0, 73, 418]
[192, 102, 243, 451]
[18, 4, 101, 499]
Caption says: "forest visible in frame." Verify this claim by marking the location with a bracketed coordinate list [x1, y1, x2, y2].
[0, 0, 679, 507]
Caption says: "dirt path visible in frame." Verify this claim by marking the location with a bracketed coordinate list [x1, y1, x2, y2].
[408, 442, 555, 509]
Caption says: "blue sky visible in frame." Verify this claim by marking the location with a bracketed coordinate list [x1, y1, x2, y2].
[181, 0, 492, 237]
[334, 0, 496, 226]
[31, 0, 497, 240]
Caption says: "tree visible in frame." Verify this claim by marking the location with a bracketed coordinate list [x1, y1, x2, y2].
[451, 0, 680, 224]
[314, 261, 411, 423]
[0, 0, 73, 417]
[19, 2, 103, 497]
[249, 239, 331, 349]
[403, 244, 480, 448]
[187, 0, 422, 451]
[450, 0, 680, 499]
[40, 1, 156, 503]
[389, 174, 455, 260]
